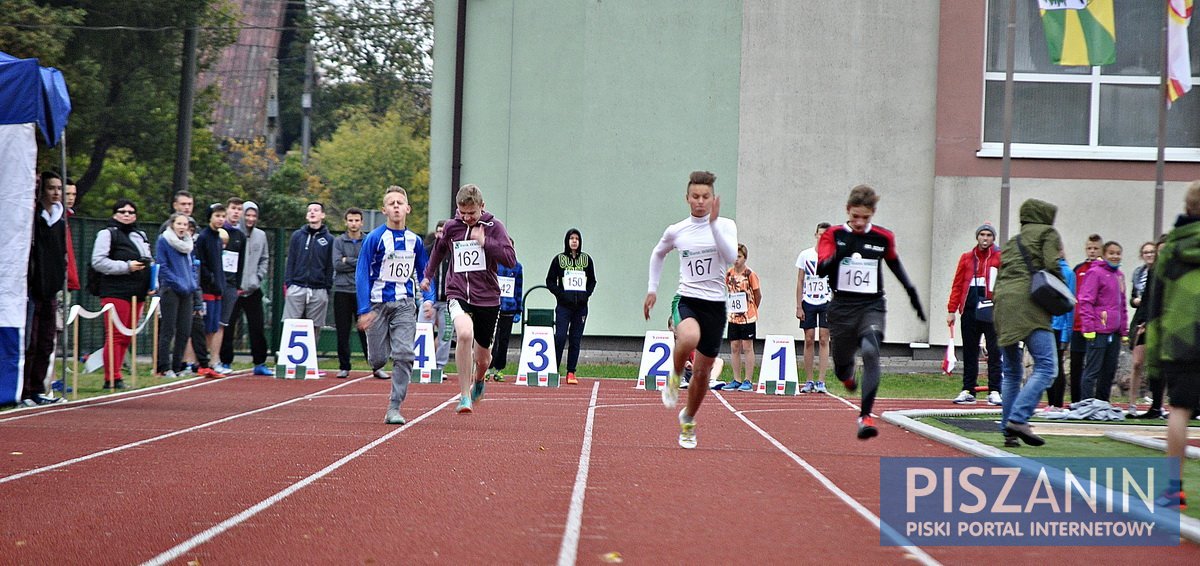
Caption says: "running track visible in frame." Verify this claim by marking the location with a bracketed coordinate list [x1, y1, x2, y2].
[1, 375, 1195, 564]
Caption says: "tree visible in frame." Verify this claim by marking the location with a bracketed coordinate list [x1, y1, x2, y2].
[0, 0, 84, 63]
[309, 0, 432, 119]
[311, 106, 429, 234]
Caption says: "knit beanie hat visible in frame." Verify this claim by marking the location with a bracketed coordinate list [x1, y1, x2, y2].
[975, 223, 996, 237]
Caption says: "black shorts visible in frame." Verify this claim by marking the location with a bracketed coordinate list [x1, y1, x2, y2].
[828, 298, 887, 367]
[674, 296, 727, 358]
[448, 299, 500, 349]
[1164, 362, 1200, 415]
[727, 321, 756, 341]
[800, 301, 829, 330]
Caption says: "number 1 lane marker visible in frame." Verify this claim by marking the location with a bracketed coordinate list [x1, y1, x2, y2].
[716, 394, 941, 566]
[0, 378, 369, 485]
[141, 394, 462, 566]
[556, 381, 601, 566]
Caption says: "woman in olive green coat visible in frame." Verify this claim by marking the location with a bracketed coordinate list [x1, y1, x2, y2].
[993, 199, 1065, 447]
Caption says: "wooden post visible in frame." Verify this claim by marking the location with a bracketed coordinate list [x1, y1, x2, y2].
[71, 315, 79, 401]
[152, 303, 159, 377]
[106, 304, 114, 388]
[130, 296, 138, 389]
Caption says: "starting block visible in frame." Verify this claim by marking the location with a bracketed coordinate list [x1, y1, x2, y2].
[636, 331, 675, 390]
[756, 335, 799, 395]
[411, 322, 443, 383]
[515, 326, 559, 386]
[276, 318, 320, 379]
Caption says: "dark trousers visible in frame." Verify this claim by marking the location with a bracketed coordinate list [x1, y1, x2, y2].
[1080, 332, 1121, 401]
[554, 304, 588, 373]
[157, 288, 193, 373]
[489, 312, 517, 372]
[191, 311, 210, 369]
[333, 291, 368, 371]
[220, 289, 269, 366]
[1068, 330, 1090, 403]
[23, 297, 57, 399]
[1046, 342, 1067, 407]
[959, 302, 1000, 392]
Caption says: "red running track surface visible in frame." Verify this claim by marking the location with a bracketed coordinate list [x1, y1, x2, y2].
[1, 375, 1195, 564]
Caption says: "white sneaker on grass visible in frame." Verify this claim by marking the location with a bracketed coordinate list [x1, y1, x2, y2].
[987, 391, 1002, 406]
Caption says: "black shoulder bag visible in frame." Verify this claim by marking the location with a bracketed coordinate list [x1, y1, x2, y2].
[1015, 235, 1076, 316]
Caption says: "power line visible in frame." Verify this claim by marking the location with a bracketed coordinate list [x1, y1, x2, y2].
[0, 21, 431, 32]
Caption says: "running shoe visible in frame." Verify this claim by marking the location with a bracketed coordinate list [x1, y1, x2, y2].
[493, 373, 506, 382]
[374, 369, 390, 379]
[336, 370, 350, 379]
[814, 381, 827, 393]
[471, 379, 486, 404]
[1156, 486, 1187, 511]
[841, 376, 857, 393]
[661, 370, 680, 408]
[799, 381, 815, 393]
[857, 416, 878, 440]
[384, 408, 406, 425]
[566, 372, 578, 385]
[987, 391, 1002, 406]
[253, 364, 275, 376]
[952, 390, 976, 404]
[214, 363, 232, 375]
[678, 409, 697, 449]
[722, 380, 742, 391]
[1004, 421, 1044, 446]
[709, 379, 726, 390]
[456, 397, 473, 414]
[738, 380, 753, 392]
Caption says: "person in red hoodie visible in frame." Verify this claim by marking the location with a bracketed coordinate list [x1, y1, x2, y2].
[1078, 241, 1129, 402]
[1068, 233, 1103, 403]
[946, 223, 1002, 405]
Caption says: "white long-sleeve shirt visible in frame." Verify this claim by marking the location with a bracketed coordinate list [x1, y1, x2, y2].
[647, 215, 739, 302]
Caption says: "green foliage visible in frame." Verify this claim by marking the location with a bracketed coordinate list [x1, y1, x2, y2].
[261, 154, 322, 230]
[0, 0, 85, 63]
[311, 107, 429, 233]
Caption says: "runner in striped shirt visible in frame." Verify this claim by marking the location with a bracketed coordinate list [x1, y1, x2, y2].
[356, 186, 436, 425]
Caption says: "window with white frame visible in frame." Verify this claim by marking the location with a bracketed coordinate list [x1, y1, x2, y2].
[980, 0, 1200, 161]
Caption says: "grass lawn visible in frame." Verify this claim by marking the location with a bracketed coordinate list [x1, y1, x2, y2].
[921, 415, 1200, 520]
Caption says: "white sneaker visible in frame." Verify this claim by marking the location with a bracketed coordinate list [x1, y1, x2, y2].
[952, 390, 976, 404]
[678, 409, 696, 449]
[214, 364, 232, 376]
[163, 370, 178, 379]
[987, 391, 1002, 406]
[661, 370, 680, 408]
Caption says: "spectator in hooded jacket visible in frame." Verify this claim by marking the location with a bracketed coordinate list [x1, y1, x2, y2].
[946, 223, 1002, 406]
[546, 228, 597, 385]
[219, 200, 274, 376]
[283, 202, 335, 328]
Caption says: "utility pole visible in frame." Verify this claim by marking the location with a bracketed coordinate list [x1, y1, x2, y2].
[267, 58, 279, 152]
[173, 22, 199, 192]
[302, 42, 313, 165]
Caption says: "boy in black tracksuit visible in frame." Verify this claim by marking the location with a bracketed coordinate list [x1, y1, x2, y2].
[545, 228, 597, 384]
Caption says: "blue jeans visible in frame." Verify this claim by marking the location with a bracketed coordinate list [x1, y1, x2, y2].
[1000, 329, 1058, 429]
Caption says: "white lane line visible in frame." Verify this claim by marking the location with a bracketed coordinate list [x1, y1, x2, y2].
[0, 377, 221, 423]
[556, 381, 601, 566]
[0, 378, 369, 485]
[141, 394, 461, 566]
[717, 394, 941, 566]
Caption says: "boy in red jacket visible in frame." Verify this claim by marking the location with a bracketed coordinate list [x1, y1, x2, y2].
[946, 223, 1002, 405]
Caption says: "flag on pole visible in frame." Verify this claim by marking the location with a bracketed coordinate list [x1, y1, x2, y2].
[1038, 0, 1116, 66]
[1168, 0, 1194, 104]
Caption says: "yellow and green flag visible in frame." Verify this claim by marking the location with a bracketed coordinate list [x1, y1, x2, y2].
[1038, 0, 1116, 66]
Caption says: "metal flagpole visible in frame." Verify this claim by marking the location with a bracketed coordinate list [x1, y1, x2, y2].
[999, 0, 1018, 244]
[1154, 0, 1170, 239]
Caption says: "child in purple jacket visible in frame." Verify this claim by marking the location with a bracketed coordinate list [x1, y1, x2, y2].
[1077, 241, 1129, 402]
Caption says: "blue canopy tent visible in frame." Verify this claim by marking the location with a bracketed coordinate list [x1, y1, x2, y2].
[0, 50, 71, 405]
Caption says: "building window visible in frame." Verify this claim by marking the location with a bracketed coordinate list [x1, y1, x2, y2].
[980, 0, 1200, 161]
